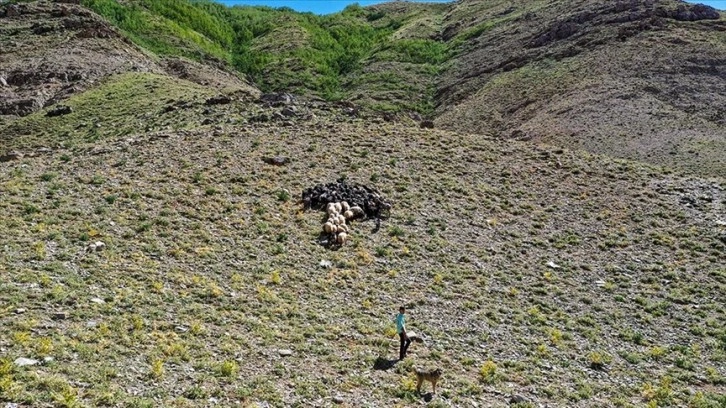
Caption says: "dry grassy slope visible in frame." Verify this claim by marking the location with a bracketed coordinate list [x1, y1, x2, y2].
[0, 97, 724, 406]
[434, 0, 726, 178]
[0, 1, 258, 126]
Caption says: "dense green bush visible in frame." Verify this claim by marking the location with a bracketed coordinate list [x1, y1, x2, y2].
[81, 0, 450, 106]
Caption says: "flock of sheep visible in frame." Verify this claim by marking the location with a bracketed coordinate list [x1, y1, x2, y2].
[322, 201, 365, 245]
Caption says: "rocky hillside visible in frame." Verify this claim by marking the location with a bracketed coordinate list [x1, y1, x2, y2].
[0, 1, 258, 120]
[1, 94, 725, 407]
[0, 1, 725, 407]
[434, 0, 726, 177]
[1, 0, 724, 177]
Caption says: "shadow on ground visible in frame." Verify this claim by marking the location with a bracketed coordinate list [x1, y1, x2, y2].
[373, 356, 398, 371]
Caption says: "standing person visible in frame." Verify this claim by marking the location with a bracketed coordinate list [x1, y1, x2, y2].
[397, 306, 412, 360]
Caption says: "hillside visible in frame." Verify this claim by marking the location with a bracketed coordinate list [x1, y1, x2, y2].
[0, 0, 258, 125]
[434, 0, 726, 177]
[1, 0, 724, 177]
[0, 0, 725, 407]
[1, 96, 725, 407]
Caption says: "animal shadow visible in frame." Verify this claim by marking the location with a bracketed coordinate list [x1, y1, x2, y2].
[372, 356, 398, 371]
[421, 392, 434, 402]
[317, 232, 341, 250]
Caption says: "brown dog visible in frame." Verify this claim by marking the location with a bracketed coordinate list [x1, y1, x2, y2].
[415, 368, 442, 394]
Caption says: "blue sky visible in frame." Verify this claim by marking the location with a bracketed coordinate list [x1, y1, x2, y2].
[215, 0, 725, 15]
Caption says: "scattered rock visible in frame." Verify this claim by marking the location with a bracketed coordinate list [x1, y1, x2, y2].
[382, 112, 396, 122]
[14, 357, 39, 367]
[87, 241, 105, 252]
[0, 77, 7, 87]
[281, 106, 297, 117]
[262, 156, 290, 166]
[0, 151, 24, 162]
[43, 357, 54, 363]
[205, 95, 232, 105]
[278, 349, 293, 357]
[509, 394, 528, 404]
[590, 360, 608, 371]
[249, 113, 271, 123]
[90, 297, 104, 304]
[46, 105, 72, 117]
[52, 312, 69, 320]
[546, 261, 561, 269]
[14, 308, 26, 314]
[419, 120, 435, 129]
[406, 331, 425, 344]
[6, 5, 20, 17]
[332, 395, 345, 404]
[319, 260, 333, 268]
[260, 92, 295, 106]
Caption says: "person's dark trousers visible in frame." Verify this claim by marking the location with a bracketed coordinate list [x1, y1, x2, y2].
[399, 333, 411, 360]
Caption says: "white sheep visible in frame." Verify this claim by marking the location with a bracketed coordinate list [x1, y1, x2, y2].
[341, 201, 350, 212]
[336, 232, 348, 245]
[343, 210, 354, 220]
[336, 224, 348, 233]
[349, 206, 364, 217]
[323, 222, 335, 234]
[333, 202, 342, 213]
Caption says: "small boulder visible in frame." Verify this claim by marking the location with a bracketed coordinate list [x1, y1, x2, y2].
[281, 106, 297, 117]
[546, 261, 561, 269]
[0, 77, 7, 87]
[46, 105, 73, 117]
[87, 241, 105, 252]
[419, 120, 435, 129]
[0, 151, 24, 162]
[52, 312, 69, 320]
[509, 395, 527, 404]
[260, 92, 294, 106]
[205, 95, 232, 105]
[278, 349, 293, 357]
[14, 357, 39, 367]
[262, 156, 290, 166]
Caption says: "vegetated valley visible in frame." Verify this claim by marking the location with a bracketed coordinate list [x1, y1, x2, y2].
[0, 0, 724, 407]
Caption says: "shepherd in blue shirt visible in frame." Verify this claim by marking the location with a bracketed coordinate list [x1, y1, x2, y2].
[396, 306, 412, 360]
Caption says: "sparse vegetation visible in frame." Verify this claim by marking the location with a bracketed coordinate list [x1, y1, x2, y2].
[0, 0, 724, 406]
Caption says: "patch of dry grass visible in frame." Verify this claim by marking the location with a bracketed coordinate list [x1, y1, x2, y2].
[1, 109, 724, 406]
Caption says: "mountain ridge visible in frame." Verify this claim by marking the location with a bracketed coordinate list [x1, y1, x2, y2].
[1, 0, 724, 176]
